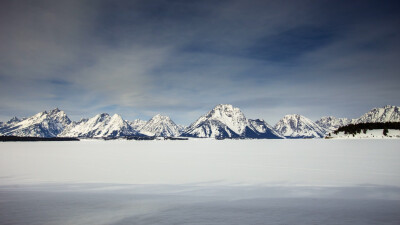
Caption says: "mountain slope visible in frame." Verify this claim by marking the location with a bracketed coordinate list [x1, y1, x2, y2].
[353, 105, 400, 124]
[0, 108, 71, 137]
[6, 116, 22, 124]
[315, 116, 349, 133]
[139, 114, 181, 137]
[181, 104, 282, 139]
[246, 119, 284, 139]
[59, 113, 137, 137]
[0, 117, 21, 129]
[275, 114, 326, 138]
[128, 119, 147, 131]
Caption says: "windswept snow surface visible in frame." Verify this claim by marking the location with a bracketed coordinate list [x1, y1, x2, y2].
[1, 140, 399, 186]
[1, 140, 400, 225]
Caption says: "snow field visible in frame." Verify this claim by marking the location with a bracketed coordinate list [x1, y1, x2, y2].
[0, 139, 399, 186]
[1, 139, 400, 225]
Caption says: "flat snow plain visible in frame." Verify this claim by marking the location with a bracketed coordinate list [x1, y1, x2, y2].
[1, 139, 400, 224]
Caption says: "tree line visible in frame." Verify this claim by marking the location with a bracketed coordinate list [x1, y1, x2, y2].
[333, 122, 400, 136]
[0, 136, 79, 142]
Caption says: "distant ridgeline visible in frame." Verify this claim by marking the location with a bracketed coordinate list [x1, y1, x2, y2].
[1, 105, 399, 139]
[333, 122, 400, 136]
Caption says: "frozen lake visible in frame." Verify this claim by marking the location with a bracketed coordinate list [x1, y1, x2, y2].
[1, 139, 400, 224]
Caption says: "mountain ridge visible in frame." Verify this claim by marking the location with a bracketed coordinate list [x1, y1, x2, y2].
[181, 104, 283, 139]
[1, 105, 399, 139]
[274, 114, 326, 138]
[139, 114, 181, 137]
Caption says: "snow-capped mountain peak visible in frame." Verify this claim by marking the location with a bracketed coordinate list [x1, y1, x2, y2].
[128, 119, 147, 131]
[48, 108, 71, 125]
[275, 114, 326, 138]
[196, 104, 248, 135]
[0, 108, 72, 137]
[354, 105, 400, 124]
[182, 104, 247, 138]
[139, 114, 181, 137]
[182, 104, 282, 139]
[315, 116, 349, 133]
[59, 113, 136, 138]
[152, 114, 169, 120]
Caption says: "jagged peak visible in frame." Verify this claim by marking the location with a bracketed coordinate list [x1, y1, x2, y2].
[97, 113, 110, 117]
[382, 105, 397, 109]
[207, 104, 244, 118]
[276, 114, 320, 130]
[139, 114, 180, 137]
[353, 105, 400, 124]
[7, 116, 20, 123]
[145, 114, 177, 127]
[151, 114, 171, 121]
[275, 114, 325, 138]
[211, 104, 240, 113]
[282, 114, 304, 120]
[111, 113, 123, 119]
[316, 116, 348, 121]
[49, 107, 61, 113]
[78, 118, 89, 123]
[31, 111, 48, 119]
[48, 108, 69, 118]
[133, 118, 146, 123]
[368, 105, 398, 112]
[249, 118, 266, 124]
[92, 113, 111, 123]
[318, 116, 336, 120]
[214, 104, 234, 110]
[108, 114, 126, 126]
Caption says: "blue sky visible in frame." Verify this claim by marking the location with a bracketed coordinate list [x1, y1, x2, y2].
[0, 0, 399, 125]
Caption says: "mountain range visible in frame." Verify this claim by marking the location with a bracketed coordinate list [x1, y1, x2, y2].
[1, 105, 399, 139]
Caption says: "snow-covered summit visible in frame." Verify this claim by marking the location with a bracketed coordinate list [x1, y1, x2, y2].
[128, 119, 147, 131]
[183, 104, 248, 137]
[0, 108, 72, 137]
[48, 108, 71, 126]
[139, 114, 181, 137]
[181, 104, 282, 139]
[204, 104, 248, 135]
[353, 105, 400, 124]
[275, 114, 326, 138]
[59, 113, 136, 138]
[315, 116, 349, 133]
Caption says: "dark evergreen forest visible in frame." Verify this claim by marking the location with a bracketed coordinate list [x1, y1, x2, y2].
[333, 122, 400, 136]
